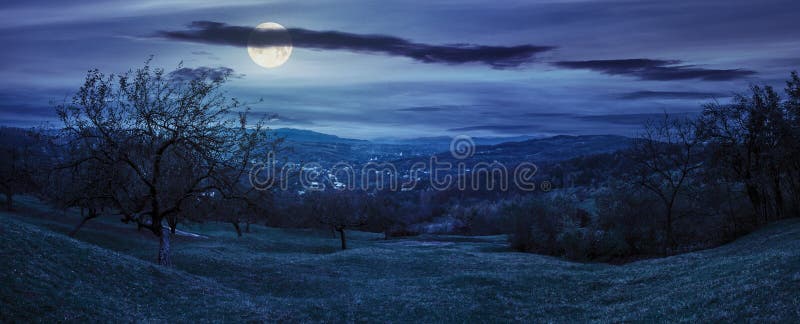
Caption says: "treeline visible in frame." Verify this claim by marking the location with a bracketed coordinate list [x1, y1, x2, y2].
[503, 72, 800, 260]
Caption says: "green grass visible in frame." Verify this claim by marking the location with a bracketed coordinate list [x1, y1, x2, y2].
[2, 196, 799, 322]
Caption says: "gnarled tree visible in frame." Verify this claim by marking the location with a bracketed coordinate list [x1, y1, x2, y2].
[57, 61, 274, 265]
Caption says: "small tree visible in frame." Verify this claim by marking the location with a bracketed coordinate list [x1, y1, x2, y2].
[192, 188, 274, 237]
[57, 60, 274, 265]
[629, 113, 702, 253]
[310, 191, 367, 250]
[46, 150, 116, 236]
[0, 127, 45, 211]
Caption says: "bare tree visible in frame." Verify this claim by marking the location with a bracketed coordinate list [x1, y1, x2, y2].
[56, 60, 275, 265]
[630, 113, 702, 253]
[189, 188, 274, 237]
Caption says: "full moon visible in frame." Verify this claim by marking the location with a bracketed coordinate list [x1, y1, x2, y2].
[247, 22, 292, 68]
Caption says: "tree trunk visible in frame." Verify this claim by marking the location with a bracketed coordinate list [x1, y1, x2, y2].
[231, 222, 243, 237]
[759, 188, 770, 224]
[157, 227, 172, 266]
[788, 171, 800, 216]
[338, 228, 347, 250]
[663, 197, 676, 255]
[745, 183, 762, 225]
[69, 210, 98, 237]
[665, 212, 673, 255]
[772, 175, 784, 220]
[245, 221, 251, 233]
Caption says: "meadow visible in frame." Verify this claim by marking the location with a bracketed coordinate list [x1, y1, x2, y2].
[2, 196, 799, 322]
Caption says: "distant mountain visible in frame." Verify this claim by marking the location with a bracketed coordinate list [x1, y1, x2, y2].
[266, 128, 634, 164]
[478, 135, 634, 163]
[372, 135, 539, 148]
[272, 128, 368, 144]
[274, 128, 580, 151]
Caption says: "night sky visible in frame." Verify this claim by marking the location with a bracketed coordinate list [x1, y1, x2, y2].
[1, 0, 798, 139]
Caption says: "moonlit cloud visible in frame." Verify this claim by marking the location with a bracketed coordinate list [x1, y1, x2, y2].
[168, 66, 243, 82]
[157, 21, 555, 68]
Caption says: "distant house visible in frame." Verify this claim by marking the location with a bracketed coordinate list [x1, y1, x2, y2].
[333, 181, 346, 190]
[307, 181, 323, 191]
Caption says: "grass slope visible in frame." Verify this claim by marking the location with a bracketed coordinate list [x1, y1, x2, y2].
[1, 198, 799, 322]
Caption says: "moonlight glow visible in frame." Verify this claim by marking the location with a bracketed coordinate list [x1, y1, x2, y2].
[247, 22, 292, 68]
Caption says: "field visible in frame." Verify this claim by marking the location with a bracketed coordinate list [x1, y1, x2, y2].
[2, 196, 799, 322]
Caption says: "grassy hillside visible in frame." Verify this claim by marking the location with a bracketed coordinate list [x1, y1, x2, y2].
[1, 198, 799, 322]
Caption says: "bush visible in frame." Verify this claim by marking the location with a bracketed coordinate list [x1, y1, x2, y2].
[505, 194, 578, 256]
[593, 229, 631, 259]
[558, 221, 590, 261]
[506, 188, 658, 261]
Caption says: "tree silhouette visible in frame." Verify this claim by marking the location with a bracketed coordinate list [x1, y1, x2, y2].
[56, 60, 275, 265]
[630, 113, 702, 253]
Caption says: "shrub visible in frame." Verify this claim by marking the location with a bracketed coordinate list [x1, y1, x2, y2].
[558, 221, 591, 261]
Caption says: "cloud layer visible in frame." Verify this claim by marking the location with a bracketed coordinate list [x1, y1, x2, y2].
[158, 21, 555, 68]
[576, 112, 699, 125]
[553, 59, 756, 81]
[618, 90, 730, 100]
[448, 125, 541, 132]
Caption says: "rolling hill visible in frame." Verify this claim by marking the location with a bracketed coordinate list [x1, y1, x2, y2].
[1, 199, 798, 322]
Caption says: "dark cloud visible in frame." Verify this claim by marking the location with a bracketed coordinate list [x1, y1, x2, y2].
[397, 106, 446, 112]
[168, 66, 243, 82]
[0, 103, 54, 117]
[618, 90, 730, 100]
[576, 112, 699, 125]
[158, 21, 555, 68]
[396, 105, 474, 112]
[519, 112, 574, 118]
[269, 114, 316, 126]
[0, 102, 58, 128]
[448, 124, 541, 132]
[763, 57, 800, 68]
[0, 90, 59, 122]
[553, 59, 756, 81]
